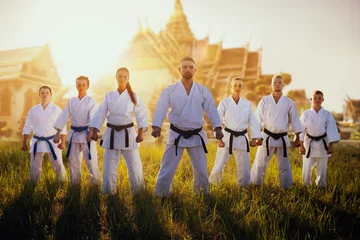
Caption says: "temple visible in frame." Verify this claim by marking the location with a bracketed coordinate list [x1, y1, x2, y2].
[0, 44, 66, 140]
[91, 0, 293, 136]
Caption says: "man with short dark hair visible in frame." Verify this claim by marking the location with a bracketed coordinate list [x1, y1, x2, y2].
[152, 57, 223, 197]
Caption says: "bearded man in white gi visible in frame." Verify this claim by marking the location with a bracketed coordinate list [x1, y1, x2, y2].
[250, 75, 303, 188]
[22, 86, 67, 184]
[89, 67, 148, 195]
[53, 76, 100, 185]
[209, 77, 262, 187]
[152, 56, 224, 197]
[299, 90, 340, 187]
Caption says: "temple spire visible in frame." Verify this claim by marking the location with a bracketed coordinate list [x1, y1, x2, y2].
[165, 0, 194, 46]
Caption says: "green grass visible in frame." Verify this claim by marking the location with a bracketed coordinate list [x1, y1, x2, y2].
[0, 142, 359, 239]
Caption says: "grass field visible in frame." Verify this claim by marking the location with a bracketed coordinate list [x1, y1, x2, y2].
[0, 141, 359, 239]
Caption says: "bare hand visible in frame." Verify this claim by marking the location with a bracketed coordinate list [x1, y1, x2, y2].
[87, 130, 93, 142]
[215, 127, 224, 140]
[218, 140, 225, 148]
[136, 134, 144, 143]
[250, 139, 257, 147]
[58, 142, 65, 150]
[21, 142, 29, 151]
[299, 145, 305, 155]
[256, 139, 263, 146]
[292, 135, 301, 148]
[327, 146, 333, 154]
[91, 129, 99, 141]
[53, 134, 61, 144]
[151, 126, 161, 138]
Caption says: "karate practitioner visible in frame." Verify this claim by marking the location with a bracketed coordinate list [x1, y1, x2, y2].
[89, 67, 148, 195]
[299, 90, 340, 187]
[22, 86, 67, 184]
[209, 77, 262, 187]
[152, 56, 223, 197]
[250, 75, 303, 188]
[53, 76, 100, 185]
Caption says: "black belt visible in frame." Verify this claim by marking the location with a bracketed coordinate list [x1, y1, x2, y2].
[306, 133, 328, 158]
[170, 123, 207, 156]
[264, 128, 288, 157]
[224, 127, 249, 154]
[106, 123, 134, 149]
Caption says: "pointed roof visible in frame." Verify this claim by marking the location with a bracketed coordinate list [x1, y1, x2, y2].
[0, 44, 62, 86]
[165, 0, 194, 44]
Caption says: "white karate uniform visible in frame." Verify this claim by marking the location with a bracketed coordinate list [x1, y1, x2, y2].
[22, 103, 67, 183]
[54, 95, 100, 185]
[300, 108, 340, 186]
[250, 94, 303, 188]
[152, 81, 221, 197]
[89, 89, 148, 195]
[209, 97, 261, 186]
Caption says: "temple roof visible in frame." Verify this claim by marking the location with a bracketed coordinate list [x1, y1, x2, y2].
[0, 45, 61, 86]
[165, 0, 194, 44]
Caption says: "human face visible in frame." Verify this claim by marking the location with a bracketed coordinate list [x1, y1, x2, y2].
[310, 93, 324, 108]
[272, 77, 284, 92]
[116, 70, 129, 88]
[179, 60, 196, 80]
[76, 79, 88, 95]
[231, 79, 243, 95]
[39, 88, 51, 102]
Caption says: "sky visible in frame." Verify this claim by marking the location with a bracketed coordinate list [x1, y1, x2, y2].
[0, 0, 359, 112]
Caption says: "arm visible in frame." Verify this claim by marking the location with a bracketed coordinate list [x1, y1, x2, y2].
[134, 96, 148, 143]
[298, 113, 306, 154]
[203, 88, 223, 140]
[326, 113, 340, 154]
[151, 87, 170, 138]
[255, 99, 265, 145]
[289, 100, 303, 147]
[89, 95, 109, 141]
[248, 106, 262, 147]
[21, 109, 33, 151]
[217, 101, 226, 147]
[53, 100, 71, 143]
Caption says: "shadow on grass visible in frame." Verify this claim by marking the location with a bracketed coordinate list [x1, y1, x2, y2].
[0, 180, 62, 239]
[132, 189, 168, 239]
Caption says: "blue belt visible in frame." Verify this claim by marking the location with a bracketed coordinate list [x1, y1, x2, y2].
[66, 125, 91, 160]
[33, 134, 57, 160]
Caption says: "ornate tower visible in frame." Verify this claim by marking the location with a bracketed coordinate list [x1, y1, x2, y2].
[165, 0, 194, 55]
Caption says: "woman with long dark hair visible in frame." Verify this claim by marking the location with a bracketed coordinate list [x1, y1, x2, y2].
[89, 67, 148, 195]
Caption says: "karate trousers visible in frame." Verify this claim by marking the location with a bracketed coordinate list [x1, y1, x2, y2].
[250, 145, 293, 188]
[209, 147, 250, 187]
[302, 157, 328, 187]
[155, 145, 209, 197]
[102, 148, 144, 195]
[68, 142, 100, 185]
[30, 152, 67, 184]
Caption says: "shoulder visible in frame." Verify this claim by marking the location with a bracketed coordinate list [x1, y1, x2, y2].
[242, 98, 252, 106]
[52, 103, 63, 112]
[195, 82, 211, 95]
[301, 109, 311, 116]
[259, 95, 270, 104]
[105, 90, 117, 98]
[85, 95, 96, 103]
[164, 83, 179, 92]
[284, 96, 295, 104]
[29, 104, 40, 113]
